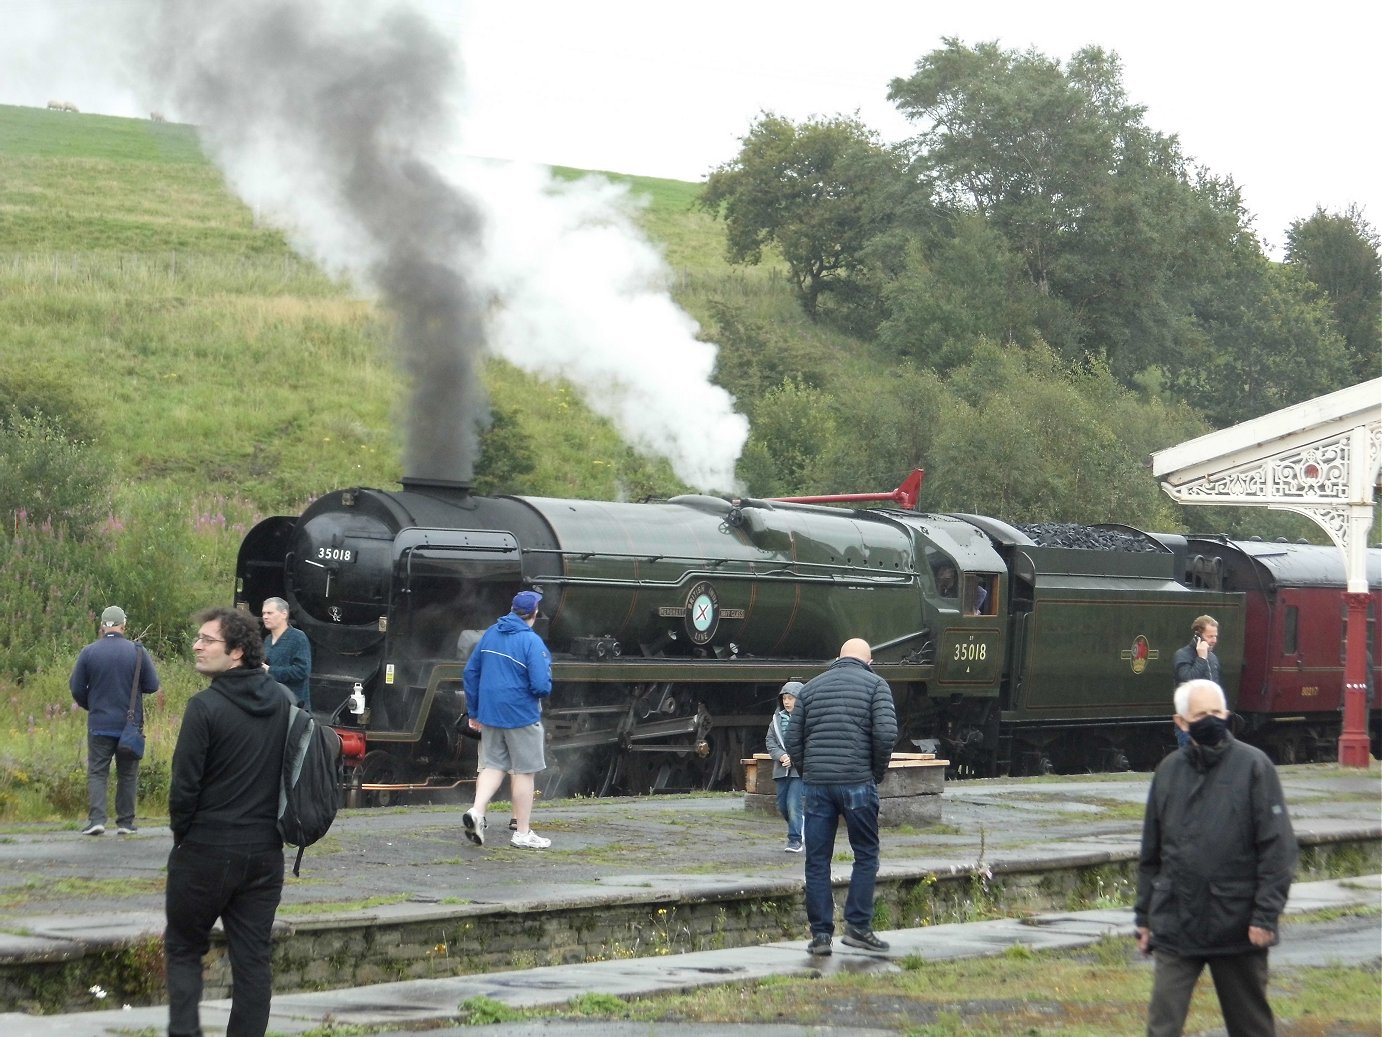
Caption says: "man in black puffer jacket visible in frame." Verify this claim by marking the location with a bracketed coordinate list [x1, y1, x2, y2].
[783, 638, 897, 957]
[1135, 679, 1297, 1036]
[166, 607, 293, 1037]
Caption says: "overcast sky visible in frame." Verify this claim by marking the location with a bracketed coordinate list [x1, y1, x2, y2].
[3, 0, 1378, 258]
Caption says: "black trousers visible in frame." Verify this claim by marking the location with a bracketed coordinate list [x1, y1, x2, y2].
[1147, 947, 1275, 1036]
[164, 842, 284, 1037]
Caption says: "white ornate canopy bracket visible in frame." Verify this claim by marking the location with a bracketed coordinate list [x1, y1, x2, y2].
[1151, 379, 1381, 591]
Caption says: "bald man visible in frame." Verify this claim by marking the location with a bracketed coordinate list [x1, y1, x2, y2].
[783, 638, 898, 957]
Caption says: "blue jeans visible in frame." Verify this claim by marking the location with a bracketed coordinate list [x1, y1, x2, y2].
[87, 732, 139, 828]
[803, 781, 880, 936]
[775, 775, 803, 846]
[165, 841, 284, 1037]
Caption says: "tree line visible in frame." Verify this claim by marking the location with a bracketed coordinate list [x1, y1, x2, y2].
[699, 40, 1379, 439]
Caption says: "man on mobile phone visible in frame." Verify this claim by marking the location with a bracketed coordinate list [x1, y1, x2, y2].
[1171, 616, 1220, 748]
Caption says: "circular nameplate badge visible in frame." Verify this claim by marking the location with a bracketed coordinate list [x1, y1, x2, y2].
[684, 581, 720, 644]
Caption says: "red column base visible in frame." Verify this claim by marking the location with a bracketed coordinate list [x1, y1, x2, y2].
[1337, 733, 1372, 768]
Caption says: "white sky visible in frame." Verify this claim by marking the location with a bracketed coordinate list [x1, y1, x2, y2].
[3, 0, 1378, 258]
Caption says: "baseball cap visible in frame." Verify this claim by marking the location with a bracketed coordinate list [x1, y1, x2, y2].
[100, 606, 127, 627]
[512, 589, 543, 615]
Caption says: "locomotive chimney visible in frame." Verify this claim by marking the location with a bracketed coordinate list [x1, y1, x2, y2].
[400, 477, 473, 497]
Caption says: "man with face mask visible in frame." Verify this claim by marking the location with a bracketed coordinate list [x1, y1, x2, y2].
[1135, 679, 1297, 1036]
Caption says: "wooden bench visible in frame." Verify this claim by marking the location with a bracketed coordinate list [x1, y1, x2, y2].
[743, 751, 948, 826]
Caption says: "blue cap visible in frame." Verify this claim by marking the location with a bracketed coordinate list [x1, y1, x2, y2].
[512, 590, 543, 615]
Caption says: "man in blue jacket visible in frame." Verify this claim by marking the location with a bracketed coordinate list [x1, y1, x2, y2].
[461, 589, 553, 849]
[70, 605, 160, 836]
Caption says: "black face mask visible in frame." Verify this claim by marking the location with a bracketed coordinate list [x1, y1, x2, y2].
[1188, 714, 1229, 746]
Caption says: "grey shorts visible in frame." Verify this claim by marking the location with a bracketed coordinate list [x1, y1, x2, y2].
[479, 722, 546, 774]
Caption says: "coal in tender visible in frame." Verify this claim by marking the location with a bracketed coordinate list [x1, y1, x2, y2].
[1016, 523, 1160, 552]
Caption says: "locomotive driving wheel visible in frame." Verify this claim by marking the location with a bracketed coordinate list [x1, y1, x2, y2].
[357, 750, 400, 808]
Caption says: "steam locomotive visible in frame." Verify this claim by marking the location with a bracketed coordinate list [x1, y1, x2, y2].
[234, 473, 1380, 803]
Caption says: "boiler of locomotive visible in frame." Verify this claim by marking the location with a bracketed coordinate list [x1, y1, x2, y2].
[288, 506, 394, 628]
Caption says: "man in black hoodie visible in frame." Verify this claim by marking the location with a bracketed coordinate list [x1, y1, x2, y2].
[1135, 679, 1297, 1036]
[165, 607, 292, 1037]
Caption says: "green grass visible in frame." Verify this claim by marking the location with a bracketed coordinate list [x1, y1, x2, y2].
[539, 938, 1381, 1035]
[0, 105, 714, 508]
[0, 876, 166, 910]
[0, 105, 205, 163]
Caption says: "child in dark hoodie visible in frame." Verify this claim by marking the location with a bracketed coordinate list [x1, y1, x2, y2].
[765, 680, 805, 852]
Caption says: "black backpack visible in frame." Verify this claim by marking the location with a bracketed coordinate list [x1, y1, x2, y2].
[278, 703, 344, 877]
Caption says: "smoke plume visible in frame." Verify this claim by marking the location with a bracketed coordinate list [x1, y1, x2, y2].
[138, 0, 746, 490]
[144, 0, 484, 482]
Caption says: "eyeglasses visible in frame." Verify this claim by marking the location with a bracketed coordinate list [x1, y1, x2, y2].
[193, 634, 225, 646]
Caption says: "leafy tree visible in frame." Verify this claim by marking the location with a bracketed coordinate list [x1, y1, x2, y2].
[887, 40, 1249, 380]
[704, 300, 829, 417]
[0, 408, 111, 538]
[1173, 255, 1352, 425]
[471, 405, 537, 496]
[927, 342, 1194, 526]
[1285, 205, 1381, 382]
[735, 378, 839, 496]
[876, 214, 1042, 373]
[699, 114, 901, 320]
[814, 365, 943, 495]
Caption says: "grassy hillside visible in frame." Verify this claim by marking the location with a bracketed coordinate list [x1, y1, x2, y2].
[0, 104, 788, 508]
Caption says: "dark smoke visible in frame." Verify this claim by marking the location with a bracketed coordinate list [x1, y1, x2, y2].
[145, 0, 487, 481]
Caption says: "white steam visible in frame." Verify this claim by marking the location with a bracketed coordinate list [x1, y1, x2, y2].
[453, 160, 749, 491]
[129, 0, 745, 492]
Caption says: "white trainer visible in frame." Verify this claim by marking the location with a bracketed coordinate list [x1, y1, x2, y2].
[511, 829, 551, 849]
[462, 809, 486, 846]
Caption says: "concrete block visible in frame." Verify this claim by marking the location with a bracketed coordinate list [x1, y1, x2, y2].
[744, 753, 948, 826]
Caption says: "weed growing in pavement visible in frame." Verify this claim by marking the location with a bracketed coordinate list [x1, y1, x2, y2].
[1069, 863, 1136, 909]
[276, 894, 410, 917]
[0, 875, 165, 910]
[568, 992, 633, 1016]
[459, 995, 526, 1024]
[279, 1019, 378, 1036]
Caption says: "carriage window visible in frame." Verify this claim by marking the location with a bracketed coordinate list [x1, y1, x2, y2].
[1283, 605, 1298, 655]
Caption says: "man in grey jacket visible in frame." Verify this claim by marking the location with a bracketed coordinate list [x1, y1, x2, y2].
[783, 638, 897, 957]
[1135, 679, 1297, 1036]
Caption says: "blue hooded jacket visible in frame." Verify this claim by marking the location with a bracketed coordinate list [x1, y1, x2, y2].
[462, 613, 552, 729]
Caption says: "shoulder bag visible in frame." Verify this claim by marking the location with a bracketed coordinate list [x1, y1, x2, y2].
[116, 645, 146, 760]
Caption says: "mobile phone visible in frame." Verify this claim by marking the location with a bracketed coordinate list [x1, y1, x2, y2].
[1193, 634, 1202, 645]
